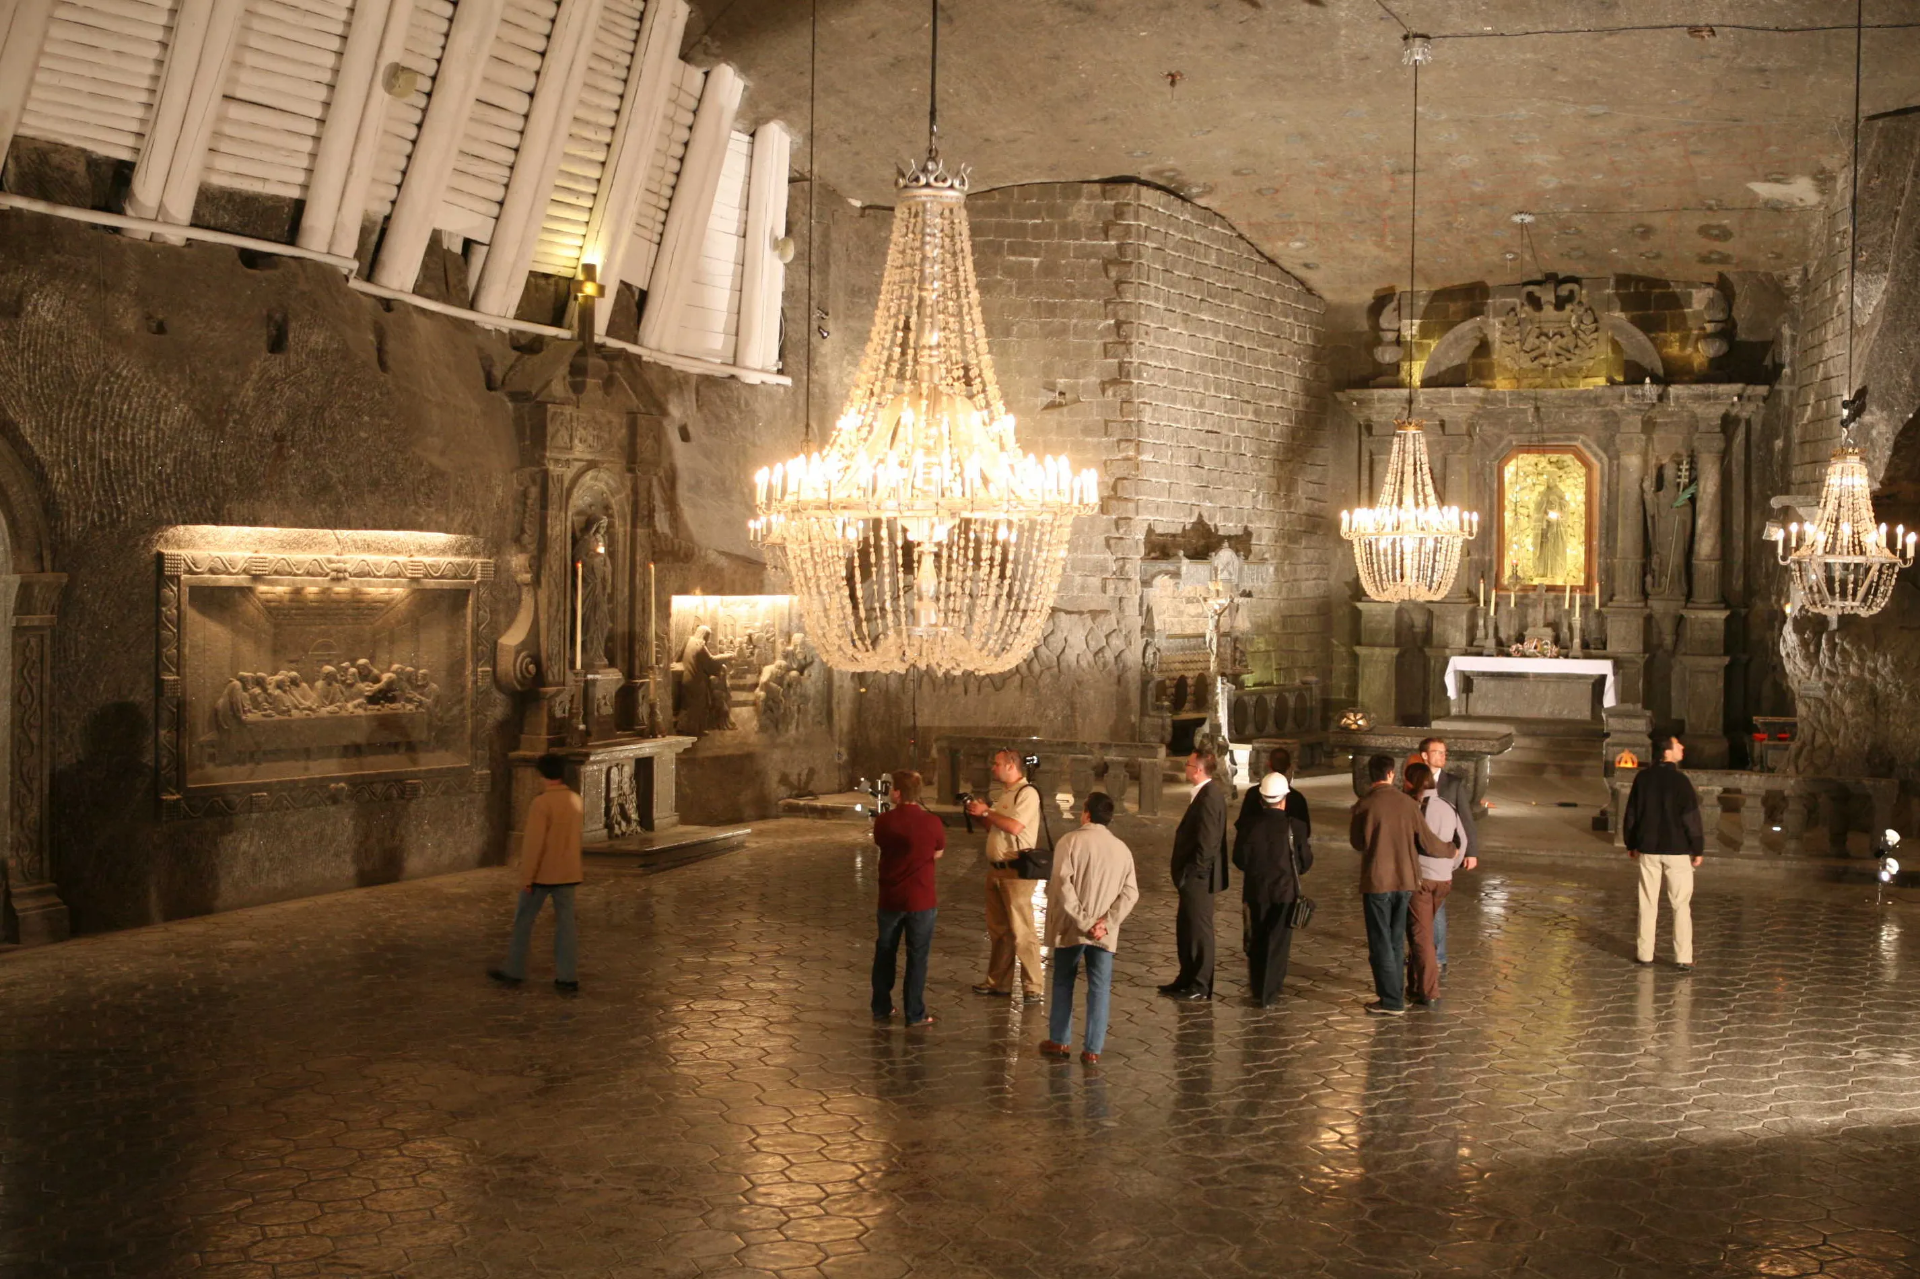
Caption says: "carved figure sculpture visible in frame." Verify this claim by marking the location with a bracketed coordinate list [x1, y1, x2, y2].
[755, 659, 793, 734]
[316, 665, 347, 711]
[573, 516, 613, 672]
[678, 624, 735, 734]
[1644, 452, 1696, 601]
[1531, 476, 1573, 583]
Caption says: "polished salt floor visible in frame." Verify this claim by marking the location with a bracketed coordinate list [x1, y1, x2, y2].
[5, 817, 1919, 1278]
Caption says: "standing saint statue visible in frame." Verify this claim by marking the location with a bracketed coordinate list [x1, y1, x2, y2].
[573, 515, 612, 671]
[1531, 475, 1572, 583]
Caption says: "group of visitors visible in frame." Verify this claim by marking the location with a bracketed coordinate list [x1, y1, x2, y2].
[481, 728, 1707, 1034]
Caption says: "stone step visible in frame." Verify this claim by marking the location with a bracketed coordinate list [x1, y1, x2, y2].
[585, 823, 752, 872]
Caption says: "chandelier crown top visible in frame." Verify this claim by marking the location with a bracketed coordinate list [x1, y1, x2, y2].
[898, 150, 970, 194]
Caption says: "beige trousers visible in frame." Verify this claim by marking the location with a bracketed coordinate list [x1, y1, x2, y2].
[984, 864, 1045, 994]
[1636, 854, 1694, 965]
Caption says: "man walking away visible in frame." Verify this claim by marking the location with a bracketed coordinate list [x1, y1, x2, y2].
[872, 770, 945, 1026]
[1233, 771, 1312, 1007]
[1040, 793, 1140, 1064]
[965, 749, 1046, 1004]
[1624, 733, 1704, 971]
[490, 753, 585, 992]
[1349, 754, 1445, 1016]
[1403, 762, 1464, 1007]
[1236, 745, 1312, 838]
[1418, 737, 1479, 976]
[1160, 749, 1231, 1001]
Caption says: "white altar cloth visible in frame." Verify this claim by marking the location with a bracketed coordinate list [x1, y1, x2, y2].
[1443, 656, 1618, 708]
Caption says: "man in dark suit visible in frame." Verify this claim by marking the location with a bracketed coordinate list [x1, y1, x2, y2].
[1159, 748, 1231, 1001]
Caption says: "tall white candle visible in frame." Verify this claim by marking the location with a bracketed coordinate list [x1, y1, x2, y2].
[574, 559, 583, 670]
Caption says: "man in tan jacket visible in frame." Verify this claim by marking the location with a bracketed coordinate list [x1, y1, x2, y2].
[1039, 793, 1139, 1064]
[1349, 754, 1446, 1016]
[490, 754, 585, 992]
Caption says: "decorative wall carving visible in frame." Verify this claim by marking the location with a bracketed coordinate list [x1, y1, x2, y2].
[1490, 278, 1603, 369]
[156, 541, 496, 820]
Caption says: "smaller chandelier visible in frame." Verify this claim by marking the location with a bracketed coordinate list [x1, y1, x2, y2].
[1341, 418, 1478, 602]
[1771, 444, 1915, 617]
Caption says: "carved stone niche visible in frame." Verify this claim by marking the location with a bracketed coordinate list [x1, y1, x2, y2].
[155, 530, 496, 820]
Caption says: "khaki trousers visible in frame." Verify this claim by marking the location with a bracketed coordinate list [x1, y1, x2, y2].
[1636, 854, 1694, 965]
[984, 864, 1045, 995]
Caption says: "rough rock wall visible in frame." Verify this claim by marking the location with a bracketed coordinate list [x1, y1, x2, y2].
[829, 181, 1331, 777]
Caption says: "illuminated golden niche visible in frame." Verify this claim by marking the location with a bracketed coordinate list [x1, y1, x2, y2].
[1500, 450, 1592, 589]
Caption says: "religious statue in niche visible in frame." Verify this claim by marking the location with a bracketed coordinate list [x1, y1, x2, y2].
[1500, 450, 1590, 589]
[572, 516, 612, 671]
[669, 595, 817, 739]
[754, 633, 817, 736]
[1644, 452, 1697, 602]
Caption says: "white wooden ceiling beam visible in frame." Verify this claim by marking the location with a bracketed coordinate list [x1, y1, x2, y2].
[469, 0, 601, 316]
[734, 118, 789, 373]
[634, 60, 740, 352]
[296, 0, 393, 252]
[326, 0, 416, 259]
[0, 0, 58, 169]
[126, 0, 249, 232]
[581, 0, 686, 334]
[370, 0, 506, 290]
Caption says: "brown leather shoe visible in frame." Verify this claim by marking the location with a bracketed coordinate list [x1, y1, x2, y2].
[1080, 1051, 1100, 1065]
[1038, 1039, 1071, 1059]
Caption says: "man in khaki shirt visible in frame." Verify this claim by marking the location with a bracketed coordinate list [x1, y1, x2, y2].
[965, 749, 1046, 1002]
[490, 754, 585, 992]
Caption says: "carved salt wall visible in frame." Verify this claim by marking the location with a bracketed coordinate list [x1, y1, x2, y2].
[0, 208, 799, 932]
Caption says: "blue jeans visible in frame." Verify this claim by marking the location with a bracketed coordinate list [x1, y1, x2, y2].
[504, 883, 578, 982]
[1048, 944, 1115, 1053]
[1362, 891, 1412, 1010]
[1436, 900, 1448, 966]
[872, 908, 937, 1021]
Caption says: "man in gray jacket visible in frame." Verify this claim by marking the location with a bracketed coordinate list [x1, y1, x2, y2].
[1040, 793, 1140, 1064]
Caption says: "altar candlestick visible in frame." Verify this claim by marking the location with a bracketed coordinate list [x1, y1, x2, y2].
[648, 561, 657, 668]
[1479, 577, 1486, 611]
[574, 560, 583, 670]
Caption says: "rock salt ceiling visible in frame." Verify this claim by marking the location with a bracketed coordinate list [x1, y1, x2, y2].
[691, 0, 1920, 319]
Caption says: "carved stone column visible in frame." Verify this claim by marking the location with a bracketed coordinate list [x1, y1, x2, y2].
[1690, 429, 1726, 606]
[1354, 600, 1400, 724]
[8, 572, 68, 946]
[1614, 430, 1647, 605]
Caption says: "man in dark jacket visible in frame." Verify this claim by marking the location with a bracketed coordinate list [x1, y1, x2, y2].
[1159, 749, 1230, 1001]
[1237, 745, 1312, 838]
[1418, 737, 1479, 975]
[1623, 732, 1704, 971]
[1349, 754, 1447, 1015]
[1234, 771, 1311, 1007]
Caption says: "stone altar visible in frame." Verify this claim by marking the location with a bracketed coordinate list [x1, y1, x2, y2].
[1327, 723, 1514, 818]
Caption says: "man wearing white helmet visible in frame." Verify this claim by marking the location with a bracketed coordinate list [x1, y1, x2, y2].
[1232, 770, 1313, 1008]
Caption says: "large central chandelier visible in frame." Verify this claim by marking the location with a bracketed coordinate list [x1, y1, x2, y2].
[1773, 437, 1914, 617]
[749, 7, 1096, 675]
[1342, 419, 1478, 601]
[1341, 38, 1477, 602]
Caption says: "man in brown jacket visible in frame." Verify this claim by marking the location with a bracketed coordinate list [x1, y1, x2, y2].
[1349, 754, 1446, 1016]
[490, 754, 585, 992]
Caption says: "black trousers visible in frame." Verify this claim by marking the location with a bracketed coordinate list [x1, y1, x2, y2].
[1174, 881, 1216, 995]
[1246, 902, 1295, 1006]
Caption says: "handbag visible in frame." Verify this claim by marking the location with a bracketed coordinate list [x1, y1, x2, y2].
[1284, 823, 1316, 929]
[1011, 783, 1055, 880]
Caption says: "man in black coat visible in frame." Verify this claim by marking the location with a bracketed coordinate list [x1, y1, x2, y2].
[1160, 748, 1230, 1000]
[1623, 732, 1704, 970]
[1234, 771, 1312, 1007]
[1236, 745, 1312, 838]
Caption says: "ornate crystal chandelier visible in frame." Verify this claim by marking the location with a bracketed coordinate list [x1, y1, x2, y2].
[1773, 435, 1914, 617]
[749, 4, 1097, 675]
[1342, 420, 1478, 601]
[1764, 10, 1914, 620]
[1340, 43, 1477, 602]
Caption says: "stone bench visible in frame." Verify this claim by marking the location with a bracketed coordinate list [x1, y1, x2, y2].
[1606, 769, 1897, 856]
[934, 735, 1168, 816]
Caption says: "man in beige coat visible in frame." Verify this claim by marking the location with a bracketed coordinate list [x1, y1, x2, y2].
[490, 754, 585, 992]
[1039, 793, 1139, 1064]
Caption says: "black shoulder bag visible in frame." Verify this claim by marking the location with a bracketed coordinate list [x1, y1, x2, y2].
[1012, 783, 1055, 880]
[1285, 822, 1316, 930]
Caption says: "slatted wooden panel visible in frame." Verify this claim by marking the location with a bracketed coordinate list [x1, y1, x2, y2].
[202, 0, 351, 198]
[668, 126, 748, 363]
[364, 0, 449, 218]
[527, 0, 638, 276]
[620, 56, 697, 290]
[17, 0, 181, 161]
[435, 0, 552, 242]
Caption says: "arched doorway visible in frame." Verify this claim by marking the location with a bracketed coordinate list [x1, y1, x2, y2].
[0, 425, 66, 944]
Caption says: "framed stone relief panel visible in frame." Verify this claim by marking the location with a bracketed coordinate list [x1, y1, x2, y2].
[156, 530, 495, 819]
[1498, 447, 1597, 590]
